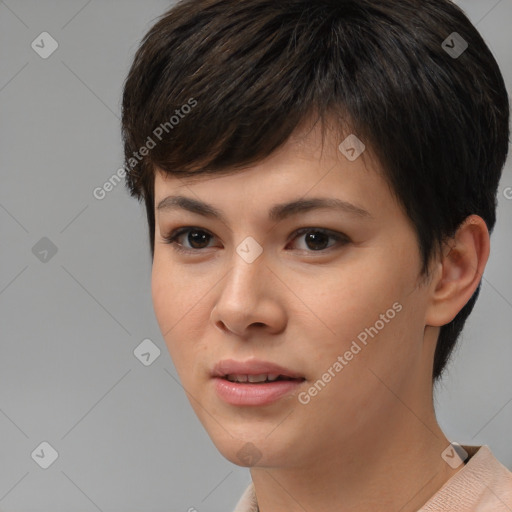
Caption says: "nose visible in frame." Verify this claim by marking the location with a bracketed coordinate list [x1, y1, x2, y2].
[210, 250, 287, 337]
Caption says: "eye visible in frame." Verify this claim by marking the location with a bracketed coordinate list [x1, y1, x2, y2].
[162, 227, 216, 253]
[162, 227, 350, 254]
[288, 227, 350, 252]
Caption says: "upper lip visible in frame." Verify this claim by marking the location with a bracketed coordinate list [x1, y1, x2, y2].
[212, 359, 304, 379]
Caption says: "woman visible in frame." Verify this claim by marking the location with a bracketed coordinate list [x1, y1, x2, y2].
[121, 0, 512, 509]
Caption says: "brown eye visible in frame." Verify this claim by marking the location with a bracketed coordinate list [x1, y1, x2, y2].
[289, 228, 350, 252]
[163, 227, 216, 253]
[183, 229, 212, 249]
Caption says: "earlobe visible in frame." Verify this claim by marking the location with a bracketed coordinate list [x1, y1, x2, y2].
[425, 215, 490, 327]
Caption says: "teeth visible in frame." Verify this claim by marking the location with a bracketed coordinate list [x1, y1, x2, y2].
[227, 374, 248, 383]
[226, 373, 281, 383]
[247, 374, 268, 383]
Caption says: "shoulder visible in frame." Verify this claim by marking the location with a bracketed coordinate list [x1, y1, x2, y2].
[419, 445, 512, 512]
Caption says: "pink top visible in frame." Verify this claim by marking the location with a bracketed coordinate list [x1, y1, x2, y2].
[232, 445, 512, 512]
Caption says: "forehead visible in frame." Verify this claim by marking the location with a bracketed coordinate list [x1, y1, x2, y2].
[154, 117, 391, 218]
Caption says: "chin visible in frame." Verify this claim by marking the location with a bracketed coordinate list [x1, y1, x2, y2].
[206, 425, 299, 469]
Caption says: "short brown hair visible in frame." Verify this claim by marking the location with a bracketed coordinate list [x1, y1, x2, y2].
[121, 0, 510, 381]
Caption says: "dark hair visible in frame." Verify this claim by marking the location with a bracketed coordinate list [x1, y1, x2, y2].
[121, 0, 510, 381]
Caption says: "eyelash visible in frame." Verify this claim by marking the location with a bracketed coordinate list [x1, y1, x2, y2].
[162, 227, 350, 255]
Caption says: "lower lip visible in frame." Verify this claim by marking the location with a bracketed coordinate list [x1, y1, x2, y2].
[213, 377, 304, 406]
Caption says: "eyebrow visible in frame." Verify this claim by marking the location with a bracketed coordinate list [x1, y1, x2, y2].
[156, 195, 372, 223]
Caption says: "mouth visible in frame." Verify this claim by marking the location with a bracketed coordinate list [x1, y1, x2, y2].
[223, 373, 304, 384]
[223, 373, 304, 383]
[212, 358, 305, 380]
[211, 359, 306, 406]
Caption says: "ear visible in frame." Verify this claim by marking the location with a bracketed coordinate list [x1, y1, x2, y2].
[425, 215, 490, 327]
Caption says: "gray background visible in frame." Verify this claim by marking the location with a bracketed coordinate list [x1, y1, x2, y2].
[0, 0, 511, 511]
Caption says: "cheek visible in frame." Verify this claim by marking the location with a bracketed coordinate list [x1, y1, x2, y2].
[299, 250, 423, 409]
[315, 265, 424, 388]
[151, 259, 175, 333]
[151, 259, 191, 364]
[306, 256, 409, 352]
[151, 255, 204, 329]
[151, 257, 212, 380]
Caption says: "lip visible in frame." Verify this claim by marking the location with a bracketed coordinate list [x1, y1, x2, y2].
[211, 358, 305, 406]
[211, 358, 304, 379]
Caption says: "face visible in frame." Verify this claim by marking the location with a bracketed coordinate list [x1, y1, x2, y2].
[151, 121, 435, 469]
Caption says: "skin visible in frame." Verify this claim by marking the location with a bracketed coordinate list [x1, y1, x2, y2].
[151, 117, 490, 512]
